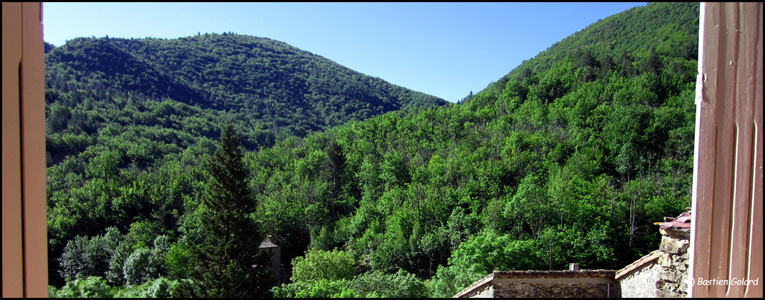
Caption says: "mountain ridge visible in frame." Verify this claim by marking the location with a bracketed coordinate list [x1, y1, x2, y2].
[477, 2, 698, 96]
[44, 32, 448, 151]
[46, 3, 701, 297]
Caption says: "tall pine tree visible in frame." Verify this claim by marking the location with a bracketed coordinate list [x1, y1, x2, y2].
[175, 122, 274, 297]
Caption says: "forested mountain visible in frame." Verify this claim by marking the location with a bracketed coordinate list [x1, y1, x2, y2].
[482, 1, 698, 96]
[44, 33, 446, 155]
[257, 2, 699, 297]
[47, 2, 700, 298]
[44, 32, 445, 292]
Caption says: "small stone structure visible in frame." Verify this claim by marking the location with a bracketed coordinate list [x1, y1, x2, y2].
[258, 235, 291, 284]
[615, 212, 691, 298]
[654, 212, 691, 298]
[258, 235, 281, 270]
[454, 212, 693, 298]
[453, 269, 620, 298]
[614, 250, 664, 297]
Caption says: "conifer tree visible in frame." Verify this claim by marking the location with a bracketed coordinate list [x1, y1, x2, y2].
[175, 121, 273, 298]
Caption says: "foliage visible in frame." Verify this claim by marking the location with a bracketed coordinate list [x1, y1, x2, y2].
[123, 247, 152, 286]
[173, 123, 274, 298]
[112, 277, 179, 298]
[106, 239, 130, 285]
[44, 33, 447, 153]
[58, 227, 121, 281]
[49, 275, 178, 298]
[121, 236, 171, 287]
[272, 268, 427, 298]
[46, 3, 699, 298]
[348, 269, 429, 298]
[49, 275, 114, 298]
[430, 231, 544, 297]
[272, 278, 355, 298]
[259, 3, 697, 297]
[290, 249, 357, 283]
[164, 240, 193, 279]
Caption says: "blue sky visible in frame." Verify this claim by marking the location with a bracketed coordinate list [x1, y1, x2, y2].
[43, 2, 646, 103]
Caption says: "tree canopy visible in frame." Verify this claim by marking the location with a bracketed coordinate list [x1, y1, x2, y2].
[47, 2, 699, 298]
[174, 122, 273, 298]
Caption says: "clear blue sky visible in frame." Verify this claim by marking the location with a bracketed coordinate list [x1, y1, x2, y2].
[43, 2, 646, 103]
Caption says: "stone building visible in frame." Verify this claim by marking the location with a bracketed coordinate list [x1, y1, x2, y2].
[258, 235, 281, 270]
[613, 250, 664, 297]
[615, 212, 691, 298]
[453, 268, 620, 298]
[453, 212, 692, 298]
[258, 235, 291, 284]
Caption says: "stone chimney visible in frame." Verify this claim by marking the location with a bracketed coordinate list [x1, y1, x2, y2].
[569, 263, 580, 271]
[655, 211, 691, 298]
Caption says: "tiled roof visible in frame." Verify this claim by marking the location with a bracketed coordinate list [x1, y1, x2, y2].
[656, 212, 691, 231]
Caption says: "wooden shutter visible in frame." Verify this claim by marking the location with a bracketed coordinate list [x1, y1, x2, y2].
[691, 2, 763, 298]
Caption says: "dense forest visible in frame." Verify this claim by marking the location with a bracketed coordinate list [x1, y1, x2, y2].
[46, 2, 699, 298]
[44, 32, 446, 155]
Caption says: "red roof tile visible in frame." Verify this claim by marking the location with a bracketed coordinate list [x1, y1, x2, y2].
[656, 212, 691, 231]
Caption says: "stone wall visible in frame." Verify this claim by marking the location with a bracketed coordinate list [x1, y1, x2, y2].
[655, 232, 690, 297]
[491, 270, 620, 298]
[617, 250, 664, 297]
[472, 285, 494, 298]
[454, 273, 494, 298]
[615, 229, 690, 298]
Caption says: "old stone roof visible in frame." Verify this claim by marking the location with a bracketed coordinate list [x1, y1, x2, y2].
[614, 249, 664, 280]
[258, 235, 279, 248]
[453, 272, 495, 298]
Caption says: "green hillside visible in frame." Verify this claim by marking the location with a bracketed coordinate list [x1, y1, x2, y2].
[44, 33, 446, 156]
[43, 32, 445, 290]
[47, 2, 700, 298]
[482, 2, 698, 95]
[255, 2, 699, 297]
